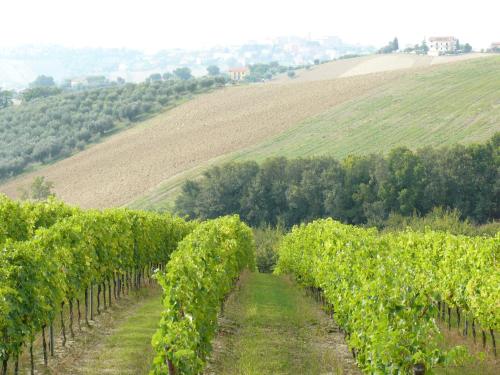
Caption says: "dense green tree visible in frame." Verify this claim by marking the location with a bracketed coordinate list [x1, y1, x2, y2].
[207, 65, 220, 76]
[286, 158, 342, 224]
[86, 75, 109, 87]
[30, 75, 56, 88]
[173, 67, 192, 80]
[175, 162, 259, 220]
[241, 158, 290, 226]
[343, 155, 382, 223]
[378, 38, 399, 54]
[22, 87, 62, 102]
[176, 134, 499, 227]
[245, 62, 290, 82]
[0, 88, 13, 109]
[162, 72, 174, 80]
[175, 180, 202, 219]
[393, 37, 399, 50]
[440, 143, 498, 222]
[419, 40, 429, 54]
[378, 147, 425, 216]
[186, 81, 198, 92]
[0, 74, 223, 179]
[19, 176, 55, 201]
[148, 73, 162, 82]
[199, 78, 215, 88]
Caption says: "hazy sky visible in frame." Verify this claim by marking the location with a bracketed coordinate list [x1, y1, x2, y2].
[1, 0, 499, 51]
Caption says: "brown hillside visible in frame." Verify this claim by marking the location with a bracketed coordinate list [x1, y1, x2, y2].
[0, 70, 411, 208]
[273, 53, 488, 83]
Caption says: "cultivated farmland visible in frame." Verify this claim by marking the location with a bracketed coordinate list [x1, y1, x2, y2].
[0, 69, 408, 208]
[238, 55, 500, 160]
[133, 56, 500, 210]
[0, 56, 497, 209]
[274, 53, 488, 83]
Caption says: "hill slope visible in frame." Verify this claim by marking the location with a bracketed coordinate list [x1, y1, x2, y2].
[273, 53, 488, 83]
[132, 56, 500, 210]
[1, 56, 498, 209]
[0, 70, 403, 208]
[237, 55, 500, 161]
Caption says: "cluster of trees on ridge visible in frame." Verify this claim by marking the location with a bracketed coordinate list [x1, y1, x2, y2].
[245, 62, 297, 82]
[378, 36, 473, 54]
[378, 38, 400, 54]
[0, 73, 226, 180]
[176, 133, 499, 228]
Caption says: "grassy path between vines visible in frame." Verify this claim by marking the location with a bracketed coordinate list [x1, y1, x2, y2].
[24, 271, 496, 375]
[49, 287, 163, 375]
[205, 271, 360, 375]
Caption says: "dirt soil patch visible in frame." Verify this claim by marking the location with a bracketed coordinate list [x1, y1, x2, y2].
[1, 69, 411, 208]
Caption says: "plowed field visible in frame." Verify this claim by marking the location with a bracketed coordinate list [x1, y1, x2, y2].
[0, 69, 409, 208]
[273, 53, 488, 83]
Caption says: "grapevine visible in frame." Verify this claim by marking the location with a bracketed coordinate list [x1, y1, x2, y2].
[276, 219, 499, 373]
[0, 195, 194, 373]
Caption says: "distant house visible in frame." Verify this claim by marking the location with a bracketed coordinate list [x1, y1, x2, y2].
[427, 37, 458, 56]
[70, 77, 89, 88]
[68, 76, 109, 89]
[491, 42, 500, 51]
[228, 67, 249, 81]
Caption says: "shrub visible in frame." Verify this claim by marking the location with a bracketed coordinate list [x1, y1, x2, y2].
[254, 226, 283, 272]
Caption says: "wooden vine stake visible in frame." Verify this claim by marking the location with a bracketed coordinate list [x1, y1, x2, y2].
[1, 358, 7, 375]
[30, 339, 35, 375]
[97, 284, 101, 314]
[167, 359, 176, 375]
[61, 302, 67, 346]
[84, 289, 89, 326]
[41, 325, 48, 366]
[108, 278, 112, 307]
[90, 284, 94, 321]
[102, 282, 107, 310]
[490, 329, 497, 357]
[49, 322, 55, 356]
[77, 298, 82, 331]
[165, 345, 176, 375]
[69, 299, 75, 337]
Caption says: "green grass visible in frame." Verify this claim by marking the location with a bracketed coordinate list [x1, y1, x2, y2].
[434, 310, 499, 375]
[68, 289, 163, 375]
[233, 56, 500, 161]
[207, 272, 350, 375]
[130, 56, 500, 210]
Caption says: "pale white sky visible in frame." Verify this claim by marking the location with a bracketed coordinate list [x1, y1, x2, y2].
[1, 0, 499, 51]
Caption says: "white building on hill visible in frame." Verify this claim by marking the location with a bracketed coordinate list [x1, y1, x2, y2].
[228, 67, 249, 81]
[427, 37, 458, 56]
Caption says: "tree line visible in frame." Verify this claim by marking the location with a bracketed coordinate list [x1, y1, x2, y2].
[379, 36, 473, 54]
[245, 62, 300, 82]
[0, 75, 226, 180]
[176, 133, 499, 227]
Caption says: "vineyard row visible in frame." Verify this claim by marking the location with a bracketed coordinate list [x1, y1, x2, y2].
[0, 195, 194, 374]
[276, 219, 499, 374]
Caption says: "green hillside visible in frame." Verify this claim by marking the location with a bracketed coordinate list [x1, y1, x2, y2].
[235, 56, 500, 161]
[130, 56, 500, 210]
